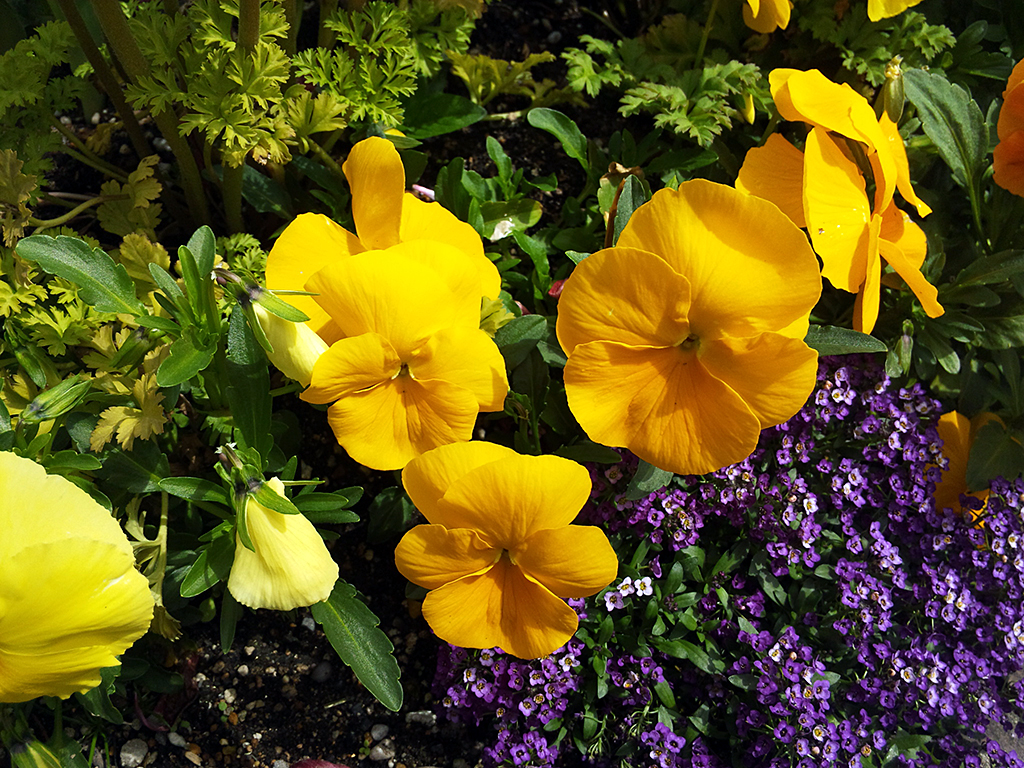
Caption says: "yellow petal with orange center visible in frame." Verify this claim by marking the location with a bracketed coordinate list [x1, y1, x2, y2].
[420, 559, 579, 658]
[394, 525, 498, 590]
[306, 250, 459, 359]
[878, 113, 932, 217]
[742, 0, 791, 33]
[343, 137, 404, 250]
[616, 182, 820, 340]
[400, 195, 499, 300]
[867, 0, 923, 21]
[402, 442, 519, 526]
[555, 246, 691, 357]
[853, 216, 883, 333]
[803, 127, 872, 293]
[264, 213, 364, 336]
[736, 133, 807, 228]
[300, 333, 401, 405]
[564, 340, 761, 475]
[698, 333, 818, 429]
[435, 454, 593, 549]
[514, 526, 617, 598]
[326, 375, 479, 470]
[411, 325, 509, 412]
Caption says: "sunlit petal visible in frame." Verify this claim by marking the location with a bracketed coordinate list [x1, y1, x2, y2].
[736, 133, 807, 228]
[412, 325, 509, 411]
[326, 376, 478, 470]
[402, 442, 519, 526]
[264, 212, 364, 335]
[853, 216, 883, 333]
[395, 525, 498, 589]
[436, 454, 593, 548]
[742, 0, 791, 33]
[564, 340, 761, 475]
[770, 69, 887, 151]
[878, 113, 932, 217]
[382, 240, 490, 329]
[514, 526, 618, 598]
[343, 137, 404, 250]
[879, 203, 927, 268]
[555, 246, 691, 356]
[300, 333, 400, 405]
[878, 237, 944, 319]
[994, 130, 1024, 197]
[699, 333, 818, 429]
[867, 0, 923, 21]
[421, 560, 579, 659]
[617, 182, 819, 339]
[254, 304, 329, 387]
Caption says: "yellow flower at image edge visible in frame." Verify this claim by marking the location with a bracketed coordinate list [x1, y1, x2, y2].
[395, 442, 618, 659]
[228, 477, 339, 611]
[0, 452, 153, 703]
[556, 181, 822, 476]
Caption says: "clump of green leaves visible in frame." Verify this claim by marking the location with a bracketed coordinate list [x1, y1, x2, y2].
[448, 50, 584, 111]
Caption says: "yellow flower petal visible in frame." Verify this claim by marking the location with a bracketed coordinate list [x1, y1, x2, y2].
[343, 137, 404, 250]
[394, 524, 498, 590]
[555, 246, 691, 357]
[742, 0, 791, 33]
[264, 212, 364, 336]
[412, 325, 509, 412]
[514, 526, 618, 598]
[420, 559, 579, 658]
[867, 0, 923, 21]
[994, 130, 1024, 197]
[878, 236, 944, 319]
[227, 478, 339, 611]
[253, 304, 329, 387]
[616, 181, 820, 340]
[803, 127, 872, 293]
[400, 195, 500, 300]
[879, 203, 927, 268]
[934, 411, 972, 513]
[402, 441, 519, 526]
[564, 340, 761, 475]
[736, 133, 807, 228]
[0, 537, 152, 702]
[326, 375, 479, 470]
[853, 216, 883, 333]
[436, 454, 593, 548]
[698, 333, 819, 429]
[301, 333, 400, 405]
[878, 113, 932, 217]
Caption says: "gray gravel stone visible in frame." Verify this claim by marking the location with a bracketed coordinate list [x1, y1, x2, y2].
[168, 732, 187, 748]
[119, 739, 148, 768]
[271, 761, 288, 768]
[370, 723, 389, 741]
[368, 740, 395, 761]
[311, 661, 333, 683]
[405, 710, 436, 727]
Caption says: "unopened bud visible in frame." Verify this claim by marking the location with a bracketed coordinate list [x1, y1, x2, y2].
[21, 376, 90, 424]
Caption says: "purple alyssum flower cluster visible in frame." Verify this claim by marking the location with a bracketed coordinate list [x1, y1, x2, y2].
[433, 356, 1024, 767]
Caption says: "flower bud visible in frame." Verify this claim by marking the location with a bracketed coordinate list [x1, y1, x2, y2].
[252, 304, 328, 387]
[20, 376, 90, 424]
[10, 741, 62, 768]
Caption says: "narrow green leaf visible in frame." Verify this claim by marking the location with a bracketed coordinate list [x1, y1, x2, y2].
[252, 481, 300, 515]
[495, 314, 548, 369]
[610, 175, 649, 245]
[226, 307, 273, 460]
[220, 590, 243, 652]
[626, 460, 673, 500]
[187, 225, 217, 277]
[310, 580, 403, 711]
[181, 535, 235, 598]
[159, 477, 231, 506]
[804, 325, 887, 355]
[554, 442, 623, 464]
[527, 108, 588, 169]
[156, 332, 216, 387]
[16, 235, 144, 315]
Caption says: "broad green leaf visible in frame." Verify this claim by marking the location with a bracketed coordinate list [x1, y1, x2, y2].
[99, 441, 169, 493]
[494, 314, 548, 369]
[181, 535, 235, 598]
[156, 331, 216, 387]
[186, 225, 217, 277]
[310, 580, 403, 711]
[528, 108, 588, 169]
[554, 442, 623, 464]
[74, 666, 124, 725]
[480, 199, 542, 240]
[956, 250, 1024, 286]
[42, 450, 102, 472]
[226, 307, 273, 460]
[610, 175, 649, 245]
[367, 486, 415, 544]
[625, 460, 673, 500]
[241, 166, 290, 217]
[401, 92, 486, 138]
[16, 235, 144, 315]
[966, 421, 1024, 490]
[903, 68, 987, 192]
[804, 325, 887, 355]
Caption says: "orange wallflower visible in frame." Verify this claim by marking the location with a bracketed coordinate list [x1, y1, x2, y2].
[994, 60, 1024, 197]
[556, 181, 821, 475]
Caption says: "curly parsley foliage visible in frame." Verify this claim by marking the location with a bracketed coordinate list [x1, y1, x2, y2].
[403, 0, 475, 77]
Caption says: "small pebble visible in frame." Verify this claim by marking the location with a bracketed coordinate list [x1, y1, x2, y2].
[153, 137, 171, 152]
[311, 661, 333, 684]
[370, 724, 389, 741]
[184, 752, 202, 766]
[368, 741, 395, 761]
[272, 761, 288, 768]
[405, 711, 436, 727]
[244, 646, 255, 656]
[546, 30, 563, 45]
[302, 617, 317, 631]
[119, 739, 148, 768]
[223, 688, 237, 704]
[90, 112, 101, 125]
[237, 665, 250, 677]
[168, 733, 187, 748]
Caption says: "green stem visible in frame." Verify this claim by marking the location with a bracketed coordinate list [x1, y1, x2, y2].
[318, 0, 340, 48]
[49, 115, 130, 181]
[220, 0, 261, 233]
[91, 0, 212, 226]
[28, 194, 127, 231]
[306, 138, 348, 184]
[282, 0, 299, 57]
[694, 0, 722, 64]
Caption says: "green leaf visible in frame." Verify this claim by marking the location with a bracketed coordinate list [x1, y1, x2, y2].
[494, 314, 548, 369]
[554, 442, 623, 463]
[99, 441, 169, 493]
[310, 580, 403, 711]
[401, 92, 486, 138]
[480, 199, 542, 240]
[367, 486, 415, 543]
[955, 249, 1024, 285]
[159, 477, 231, 506]
[220, 590, 243, 653]
[804, 325, 887, 355]
[226, 307, 273, 461]
[966, 421, 1024, 490]
[74, 666, 124, 725]
[135, 315, 181, 333]
[626, 460, 673, 500]
[294, 491, 361, 524]
[252, 481, 301, 515]
[156, 331, 216, 387]
[610, 175, 649, 245]
[903, 68, 987, 192]
[180, 535, 234, 598]
[16, 235, 144, 315]
[527, 108, 589, 170]
[651, 637, 720, 674]
[187, 226, 217, 277]
[241, 166, 290, 217]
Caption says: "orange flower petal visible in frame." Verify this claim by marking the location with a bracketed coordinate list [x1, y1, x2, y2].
[383, 240, 491, 329]
[300, 333, 400, 405]
[699, 333, 819, 429]
[555, 246, 691, 357]
[742, 0, 791, 32]
[803, 127, 872, 293]
[436, 454, 593, 549]
[394, 525, 497, 590]
[403, 442, 519, 526]
[770, 69, 887, 151]
[343, 137, 404, 250]
[514, 526, 618, 598]
[934, 411, 971, 513]
[994, 130, 1024, 197]
[878, 113, 932, 217]
[400, 195, 499, 300]
[853, 216, 883, 333]
[736, 133, 807, 228]
[412, 325, 509, 412]
[616, 182, 820, 340]
[879, 203, 927, 268]
[326, 376, 479, 470]
[264, 213, 364, 336]
[420, 559, 579, 658]
[878, 237, 944, 319]
[867, 0, 923, 20]
[564, 340, 761, 475]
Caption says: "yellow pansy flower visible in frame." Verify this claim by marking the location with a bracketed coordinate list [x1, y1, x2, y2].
[395, 442, 617, 659]
[0, 452, 153, 703]
[742, 0, 922, 31]
[299, 247, 508, 470]
[227, 477, 339, 611]
[737, 68, 942, 333]
[556, 181, 821, 476]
